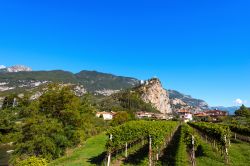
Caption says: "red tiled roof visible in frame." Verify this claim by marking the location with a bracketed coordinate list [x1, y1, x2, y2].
[178, 109, 191, 113]
[194, 112, 208, 117]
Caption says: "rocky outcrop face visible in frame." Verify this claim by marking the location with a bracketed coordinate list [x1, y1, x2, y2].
[95, 89, 120, 96]
[0, 65, 32, 72]
[139, 78, 172, 114]
[7, 65, 32, 72]
[170, 98, 187, 106]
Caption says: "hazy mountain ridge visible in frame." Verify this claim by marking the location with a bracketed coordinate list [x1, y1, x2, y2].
[0, 65, 222, 111]
[168, 90, 209, 109]
[209, 106, 240, 115]
[0, 67, 139, 95]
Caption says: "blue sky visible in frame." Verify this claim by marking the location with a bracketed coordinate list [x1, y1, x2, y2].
[0, 0, 249, 107]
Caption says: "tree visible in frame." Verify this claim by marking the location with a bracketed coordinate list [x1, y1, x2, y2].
[14, 115, 68, 161]
[8, 83, 106, 162]
[38, 84, 84, 129]
[111, 111, 130, 126]
[0, 109, 20, 143]
[235, 105, 250, 117]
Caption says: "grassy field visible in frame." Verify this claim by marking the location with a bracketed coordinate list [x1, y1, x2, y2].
[196, 139, 250, 166]
[196, 139, 224, 166]
[49, 133, 107, 166]
[229, 139, 250, 166]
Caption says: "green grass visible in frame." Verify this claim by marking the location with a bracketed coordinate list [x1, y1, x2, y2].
[196, 138, 250, 166]
[175, 131, 189, 166]
[49, 133, 107, 166]
[229, 140, 250, 166]
[48, 132, 250, 166]
[196, 140, 224, 166]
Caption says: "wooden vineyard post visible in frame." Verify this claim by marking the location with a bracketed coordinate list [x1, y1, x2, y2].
[191, 135, 196, 166]
[149, 135, 152, 166]
[234, 133, 236, 140]
[224, 135, 229, 164]
[156, 146, 159, 161]
[125, 142, 128, 158]
[107, 134, 112, 166]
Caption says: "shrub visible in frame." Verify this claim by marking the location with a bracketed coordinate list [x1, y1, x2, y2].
[16, 156, 47, 166]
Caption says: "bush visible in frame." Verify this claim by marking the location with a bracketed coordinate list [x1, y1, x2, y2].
[16, 156, 47, 166]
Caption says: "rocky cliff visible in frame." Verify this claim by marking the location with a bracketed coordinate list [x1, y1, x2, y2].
[137, 78, 172, 114]
[0, 65, 32, 72]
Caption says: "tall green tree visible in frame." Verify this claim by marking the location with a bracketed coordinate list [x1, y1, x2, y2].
[235, 104, 250, 117]
[14, 115, 68, 161]
[39, 85, 88, 129]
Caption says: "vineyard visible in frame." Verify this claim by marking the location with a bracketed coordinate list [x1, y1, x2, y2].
[50, 120, 250, 166]
[106, 120, 179, 165]
[104, 121, 250, 166]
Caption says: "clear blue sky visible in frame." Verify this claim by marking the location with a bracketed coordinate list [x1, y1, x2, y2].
[0, 0, 249, 107]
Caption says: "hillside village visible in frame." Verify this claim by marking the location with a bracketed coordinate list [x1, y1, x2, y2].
[96, 108, 228, 122]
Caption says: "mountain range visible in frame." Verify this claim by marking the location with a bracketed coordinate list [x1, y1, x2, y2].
[0, 65, 138, 95]
[0, 65, 237, 112]
[209, 106, 239, 115]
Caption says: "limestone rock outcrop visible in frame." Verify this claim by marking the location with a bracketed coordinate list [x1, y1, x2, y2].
[138, 78, 172, 114]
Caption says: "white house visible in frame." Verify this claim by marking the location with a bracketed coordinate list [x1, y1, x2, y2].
[96, 111, 114, 120]
[136, 111, 154, 119]
[177, 110, 193, 122]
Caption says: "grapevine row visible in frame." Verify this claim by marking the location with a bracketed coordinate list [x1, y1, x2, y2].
[175, 124, 201, 166]
[188, 122, 231, 164]
[188, 122, 231, 147]
[106, 120, 179, 165]
[228, 125, 250, 137]
[106, 120, 178, 152]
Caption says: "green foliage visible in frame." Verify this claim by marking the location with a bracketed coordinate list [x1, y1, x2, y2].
[4, 83, 106, 163]
[175, 127, 189, 166]
[15, 156, 47, 166]
[195, 136, 225, 166]
[188, 122, 231, 149]
[98, 90, 158, 114]
[111, 111, 130, 126]
[0, 70, 78, 84]
[106, 120, 178, 152]
[235, 104, 250, 117]
[175, 124, 201, 166]
[2, 94, 18, 109]
[181, 124, 200, 150]
[39, 85, 81, 121]
[14, 115, 68, 160]
[75, 70, 138, 91]
[228, 124, 250, 137]
[0, 70, 138, 93]
[0, 109, 20, 143]
[118, 91, 158, 112]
